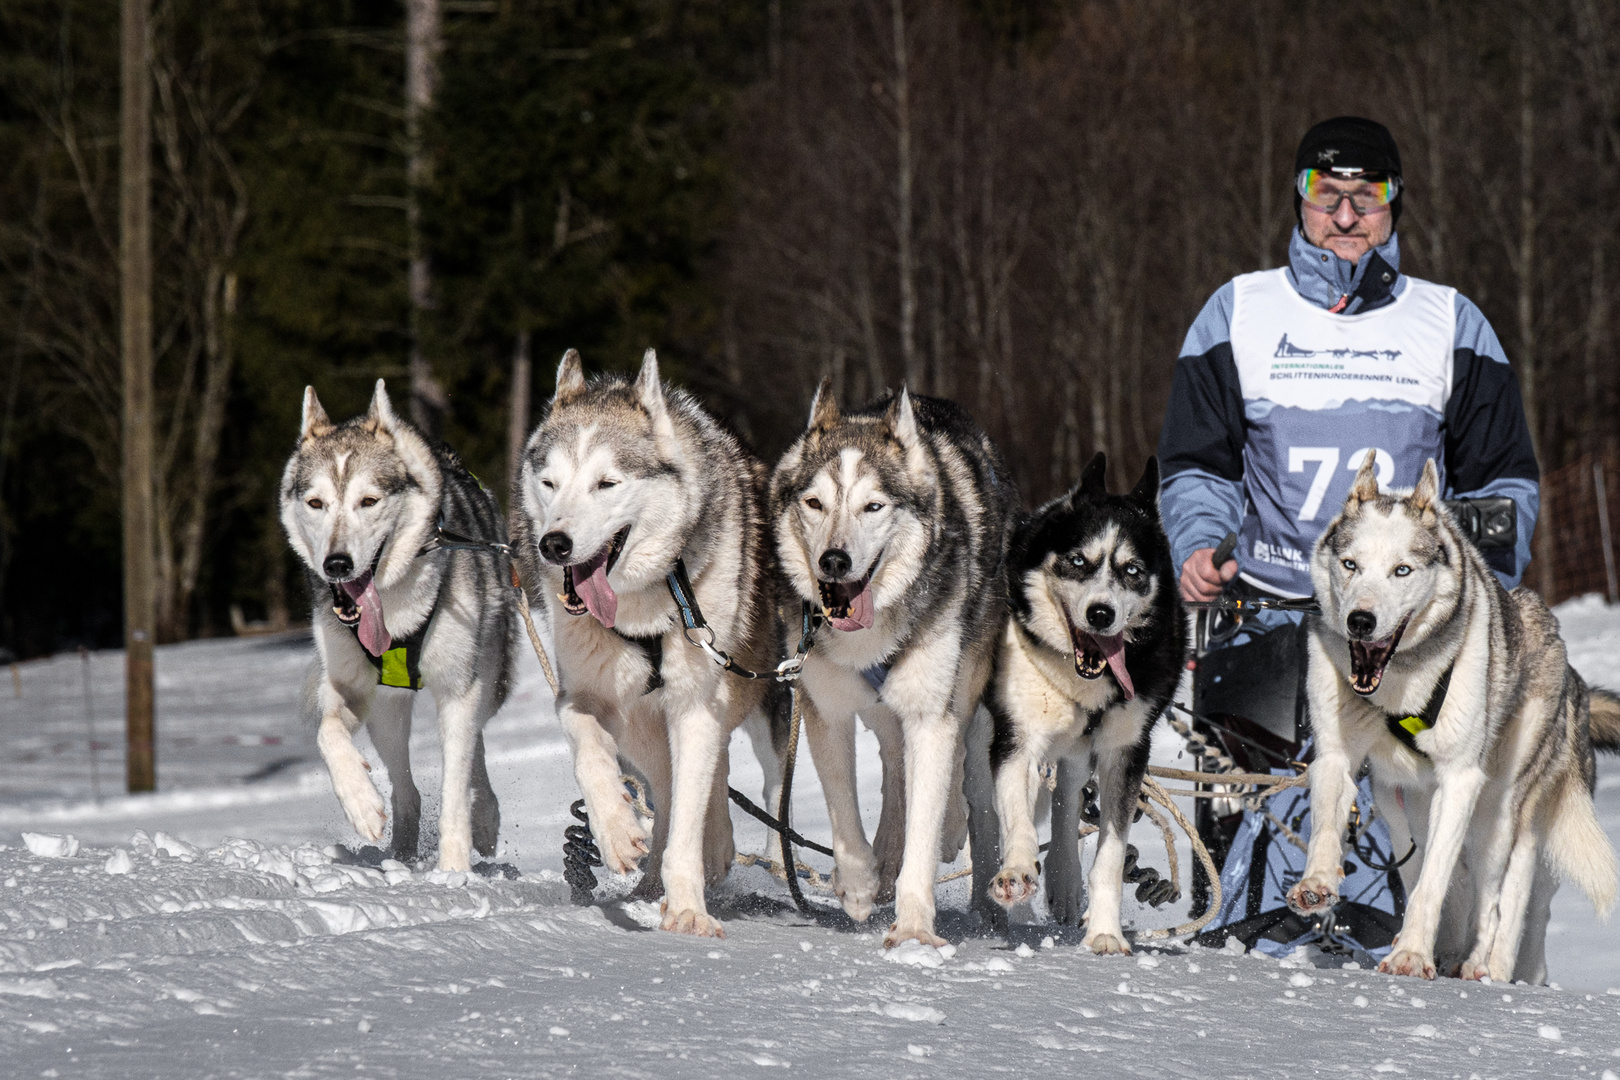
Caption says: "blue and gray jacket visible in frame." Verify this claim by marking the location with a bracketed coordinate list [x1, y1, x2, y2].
[1159, 228, 1539, 595]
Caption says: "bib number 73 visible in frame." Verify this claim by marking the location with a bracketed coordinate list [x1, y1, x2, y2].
[1288, 446, 1394, 521]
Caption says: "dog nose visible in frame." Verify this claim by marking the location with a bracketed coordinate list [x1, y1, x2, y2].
[1347, 610, 1377, 639]
[1086, 603, 1115, 631]
[540, 532, 574, 564]
[323, 553, 354, 580]
[819, 549, 852, 579]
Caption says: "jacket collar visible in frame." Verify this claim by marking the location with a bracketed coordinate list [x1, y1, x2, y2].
[1286, 228, 1402, 314]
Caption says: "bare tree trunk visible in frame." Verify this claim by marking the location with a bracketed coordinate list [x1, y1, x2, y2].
[507, 329, 531, 493]
[1514, 25, 1552, 598]
[121, 0, 156, 793]
[175, 270, 236, 627]
[892, 0, 919, 388]
[407, 0, 447, 433]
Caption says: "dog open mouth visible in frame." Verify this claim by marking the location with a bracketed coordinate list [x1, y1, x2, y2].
[328, 549, 389, 656]
[1067, 619, 1135, 701]
[560, 526, 630, 627]
[819, 568, 876, 632]
[1347, 613, 1410, 696]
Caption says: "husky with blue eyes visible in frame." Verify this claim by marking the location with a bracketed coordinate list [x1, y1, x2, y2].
[1291, 451, 1619, 984]
[987, 453, 1187, 954]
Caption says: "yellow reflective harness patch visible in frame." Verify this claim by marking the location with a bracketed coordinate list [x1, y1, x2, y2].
[1383, 667, 1452, 757]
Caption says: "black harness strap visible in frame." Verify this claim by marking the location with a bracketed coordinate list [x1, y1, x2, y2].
[614, 630, 665, 696]
[1384, 666, 1453, 757]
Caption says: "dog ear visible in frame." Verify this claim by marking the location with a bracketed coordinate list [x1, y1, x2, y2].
[1410, 458, 1440, 522]
[1349, 448, 1381, 503]
[888, 388, 922, 451]
[1074, 451, 1108, 501]
[807, 377, 840, 432]
[634, 347, 677, 444]
[364, 379, 401, 437]
[553, 349, 587, 406]
[1129, 456, 1161, 513]
[300, 387, 334, 442]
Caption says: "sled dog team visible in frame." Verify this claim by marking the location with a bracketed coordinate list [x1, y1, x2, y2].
[280, 352, 1619, 983]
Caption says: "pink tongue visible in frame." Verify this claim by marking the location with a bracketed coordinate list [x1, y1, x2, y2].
[340, 576, 392, 657]
[573, 560, 618, 628]
[1089, 632, 1134, 701]
[828, 580, 875, 632]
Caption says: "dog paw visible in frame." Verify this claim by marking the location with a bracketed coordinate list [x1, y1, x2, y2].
[1085, 931, 1131, 956]
[596, 809, 651, 876]
[660, 902, 725, 938]
[884, 922, 948, 950]
[1458, 960, 1490, 982]
[331, 767, 388, 842]
[1378, 948, 1437, 980]
[989, 864, 1040, 909]
[1286, 872, 1341, 916]
[831, 861, 880, 923]
[436, 844, 471, 874]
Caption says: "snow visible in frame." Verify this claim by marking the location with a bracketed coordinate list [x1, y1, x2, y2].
[0, 599, 1617, 1075]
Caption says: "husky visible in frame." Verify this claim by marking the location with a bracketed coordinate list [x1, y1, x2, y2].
[512, 348, 779, 937]
[1288, 451, 1620, 982]
[985, 454, 1186, 953]
[281, 380, 513, 871]
[768, 384, 1016, 948]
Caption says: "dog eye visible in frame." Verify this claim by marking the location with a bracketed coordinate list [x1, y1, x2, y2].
[359, 497, 378, 508]
[1069, 554, 1087, 569]
[1123, 564, 1141, 577]
[539, 479, 554, 490]
[597, 479, 618, 490]
[805, 497, 822, 511]
[1341, 558, 1357, 572]
[864, 502, 884, 513]
[1394, 564, 1412, 577]
[306, 498, 323, 510]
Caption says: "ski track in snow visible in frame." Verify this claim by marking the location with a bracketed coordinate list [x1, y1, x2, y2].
[0, 599, 1616, 1077]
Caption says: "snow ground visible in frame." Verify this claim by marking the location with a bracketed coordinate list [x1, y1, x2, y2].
[0, 599, 1617, 1077]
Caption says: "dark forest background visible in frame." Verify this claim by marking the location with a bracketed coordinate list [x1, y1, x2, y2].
[1, 0, 1617, 657]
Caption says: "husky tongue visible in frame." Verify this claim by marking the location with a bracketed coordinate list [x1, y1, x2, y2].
[828, 579, 875, 632]
[571, 546, 618, 628]
[339, 573, 392, 657]
[1087, 632, 1134, 701]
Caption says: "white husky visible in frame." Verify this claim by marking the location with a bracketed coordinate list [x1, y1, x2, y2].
[1290, 451, 1619, 982]
[281, 381, 513, 871]
[511, 349, 779, 937]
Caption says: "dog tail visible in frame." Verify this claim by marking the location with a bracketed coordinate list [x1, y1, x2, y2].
[1590, 687, 1620, 754]
[1546, 776, 1618, 918]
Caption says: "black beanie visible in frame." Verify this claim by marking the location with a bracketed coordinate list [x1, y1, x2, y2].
[1294, 116, 1403, 227]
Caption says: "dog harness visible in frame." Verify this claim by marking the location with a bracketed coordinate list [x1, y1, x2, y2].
[1382, 666, 1453, 756]
[345, 622, 427, 690]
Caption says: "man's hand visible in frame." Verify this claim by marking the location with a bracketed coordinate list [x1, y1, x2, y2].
[1180, 547, 1237, 602]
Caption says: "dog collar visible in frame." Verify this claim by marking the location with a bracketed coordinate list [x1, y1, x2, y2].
[1383, 666, 1452, 756]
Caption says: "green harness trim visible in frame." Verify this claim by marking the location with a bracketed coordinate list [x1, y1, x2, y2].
[1384, 666, 1452, 756]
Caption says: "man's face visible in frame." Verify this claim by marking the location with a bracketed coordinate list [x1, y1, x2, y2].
[1300, 174, 1395, 265]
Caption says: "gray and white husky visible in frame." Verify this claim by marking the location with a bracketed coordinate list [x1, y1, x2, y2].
[281, 380, 513, 870]
[512, 349, 779, 938]
[769, 384, 1016, 948]
[1289, 451, 1620, 982]
[987, 454, 1186, 953]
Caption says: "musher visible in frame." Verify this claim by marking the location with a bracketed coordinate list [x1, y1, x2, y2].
[1157, 116, 1540, 960]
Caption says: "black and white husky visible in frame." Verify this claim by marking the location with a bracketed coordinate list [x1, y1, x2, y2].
[987, 454, 1186, 954]
[281, 381, 514, 871]
[769, 385, 1016, 948]
[511, 349, 779, 938]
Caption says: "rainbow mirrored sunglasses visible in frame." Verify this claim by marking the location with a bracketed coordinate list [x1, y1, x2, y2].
[1296, 168, 1400, 215]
